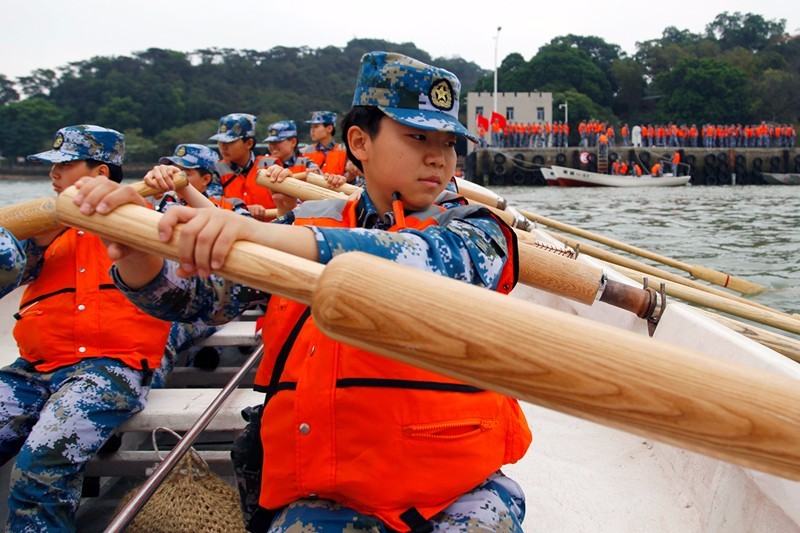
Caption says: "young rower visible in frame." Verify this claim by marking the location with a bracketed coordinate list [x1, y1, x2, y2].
[0, 125, 172, 531]
[74, 51, 531, 532]
[300, 110, 348, 176]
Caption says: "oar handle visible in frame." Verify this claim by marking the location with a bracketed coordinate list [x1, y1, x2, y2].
[0, 173, 189, 241]
[313, 252, 800, 481]
[55, 187, 323, 304]
[130, 171, 190, 198]
[304, 172, 361, 195]
[256, 171, 347, 201]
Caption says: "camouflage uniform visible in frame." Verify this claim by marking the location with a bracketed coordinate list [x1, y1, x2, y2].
[0, 228, 25, 298]
[267, 472, 525, 532]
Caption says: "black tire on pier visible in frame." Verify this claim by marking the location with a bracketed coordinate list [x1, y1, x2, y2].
[556, 153, 567, 165]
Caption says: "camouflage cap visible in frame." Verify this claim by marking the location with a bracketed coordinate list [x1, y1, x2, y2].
[159, 144, 220, 175]
[209, 113, 257, 142]
[305, 111, 337, 126]
[263, 120, 298, 142]
[352, 52, 477, 143]
[27, 125, 125, 166]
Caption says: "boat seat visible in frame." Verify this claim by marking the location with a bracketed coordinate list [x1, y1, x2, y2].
[84, 387, 264, 478]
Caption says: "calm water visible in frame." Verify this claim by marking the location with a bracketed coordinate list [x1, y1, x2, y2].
[3, 180, 798, 315]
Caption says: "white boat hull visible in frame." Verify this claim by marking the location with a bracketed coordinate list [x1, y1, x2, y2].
[762, 173, 800, 185]
[542, 165, 691, 187]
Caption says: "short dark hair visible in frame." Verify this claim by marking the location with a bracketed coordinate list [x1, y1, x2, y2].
[341, 106, 385, 172]
[85, 159, 124, 183]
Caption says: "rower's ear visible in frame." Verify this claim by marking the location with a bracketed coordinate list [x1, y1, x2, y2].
[347, 125, 369, 165]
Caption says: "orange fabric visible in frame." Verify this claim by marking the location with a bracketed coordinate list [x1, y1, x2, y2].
[255, 200, 529, 530]
[303, 145, 348, 176]
[220, 155, 276, 209]
[13, 229, 171, 372]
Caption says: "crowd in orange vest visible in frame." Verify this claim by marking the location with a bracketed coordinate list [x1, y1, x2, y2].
[480, 117, 797, 150]
[486, 120, 570, 148]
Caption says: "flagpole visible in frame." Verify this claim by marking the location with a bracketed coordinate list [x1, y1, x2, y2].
[493, 26, 502, 115]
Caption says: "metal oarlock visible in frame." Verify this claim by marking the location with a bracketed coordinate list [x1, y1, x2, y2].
[642, 278, 668, 337]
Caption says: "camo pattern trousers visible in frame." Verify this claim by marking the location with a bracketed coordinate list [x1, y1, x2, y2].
[266, 471, 525, 532]
[0, 357, 148, 532]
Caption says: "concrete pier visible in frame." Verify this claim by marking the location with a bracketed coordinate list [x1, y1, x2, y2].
[465, 147, 800, 186]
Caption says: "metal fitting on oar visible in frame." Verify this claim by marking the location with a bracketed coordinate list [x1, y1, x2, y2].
[597, 278, 665, 331]
[506, 206, 533, 232]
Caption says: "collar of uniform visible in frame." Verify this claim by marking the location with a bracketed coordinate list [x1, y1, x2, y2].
[229, 152, 255, 175]
[315, 140, 336, 154]
[355, 190, 395, 229]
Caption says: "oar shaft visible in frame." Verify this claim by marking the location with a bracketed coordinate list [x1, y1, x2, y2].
[454, 177, 507, 209]
[0, 197, 58, 241]
[518, 207, 767, 295]
[313, 252, 800, 481]
[697, 309, 800, 364]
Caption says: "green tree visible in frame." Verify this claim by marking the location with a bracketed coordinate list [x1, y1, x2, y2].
[706, 12, 787, 52]
[753, 69, 800, 122]
[655, 58, 752, 123]
[0, 98, 65, 158]
[611, 58, 647, 119]
[527, 43, 613, 106]
[96, 96, 143, 131]
[0, 74, 19, 106]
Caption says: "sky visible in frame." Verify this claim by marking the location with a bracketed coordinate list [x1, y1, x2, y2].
[1, 0, 798, 81]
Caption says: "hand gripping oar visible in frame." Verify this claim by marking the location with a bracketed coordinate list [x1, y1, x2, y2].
[52, 189, 800, 481]
[105, 342, 264, 533]
[517, 207, 768, 296]
[0, 173, 189, 241]
[256, 173, 661, 322]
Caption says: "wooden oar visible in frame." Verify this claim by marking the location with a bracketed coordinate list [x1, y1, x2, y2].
[612, 263, 800, 336]
[0, 173, 189, 241]
[53, 188, 800, 481]
[256, 174, 659, 318]
[454, 177, 507, 209]
[518, 207, 768, 296]
[695, 309, 800, 364]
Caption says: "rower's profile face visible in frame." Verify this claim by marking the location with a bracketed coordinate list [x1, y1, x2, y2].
[309, 123, 331, 143]
[358, 117, 455, 214]
[217, 139, 251, 166]
[50, 160, 104, 194]
[180, 167, 211, 193]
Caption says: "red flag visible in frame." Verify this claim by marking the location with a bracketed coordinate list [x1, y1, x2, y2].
[490, 111, 506, 129]
[476, 114, 489, 131]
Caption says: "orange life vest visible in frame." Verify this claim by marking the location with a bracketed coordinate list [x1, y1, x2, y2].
[13, 229, 171, 373]
[218, 155, 276, 209]
[254, 199, 530, 530]
[301, 143, 348, 176]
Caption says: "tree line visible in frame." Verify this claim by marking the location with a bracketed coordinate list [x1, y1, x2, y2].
[0, 12, 797, 162]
